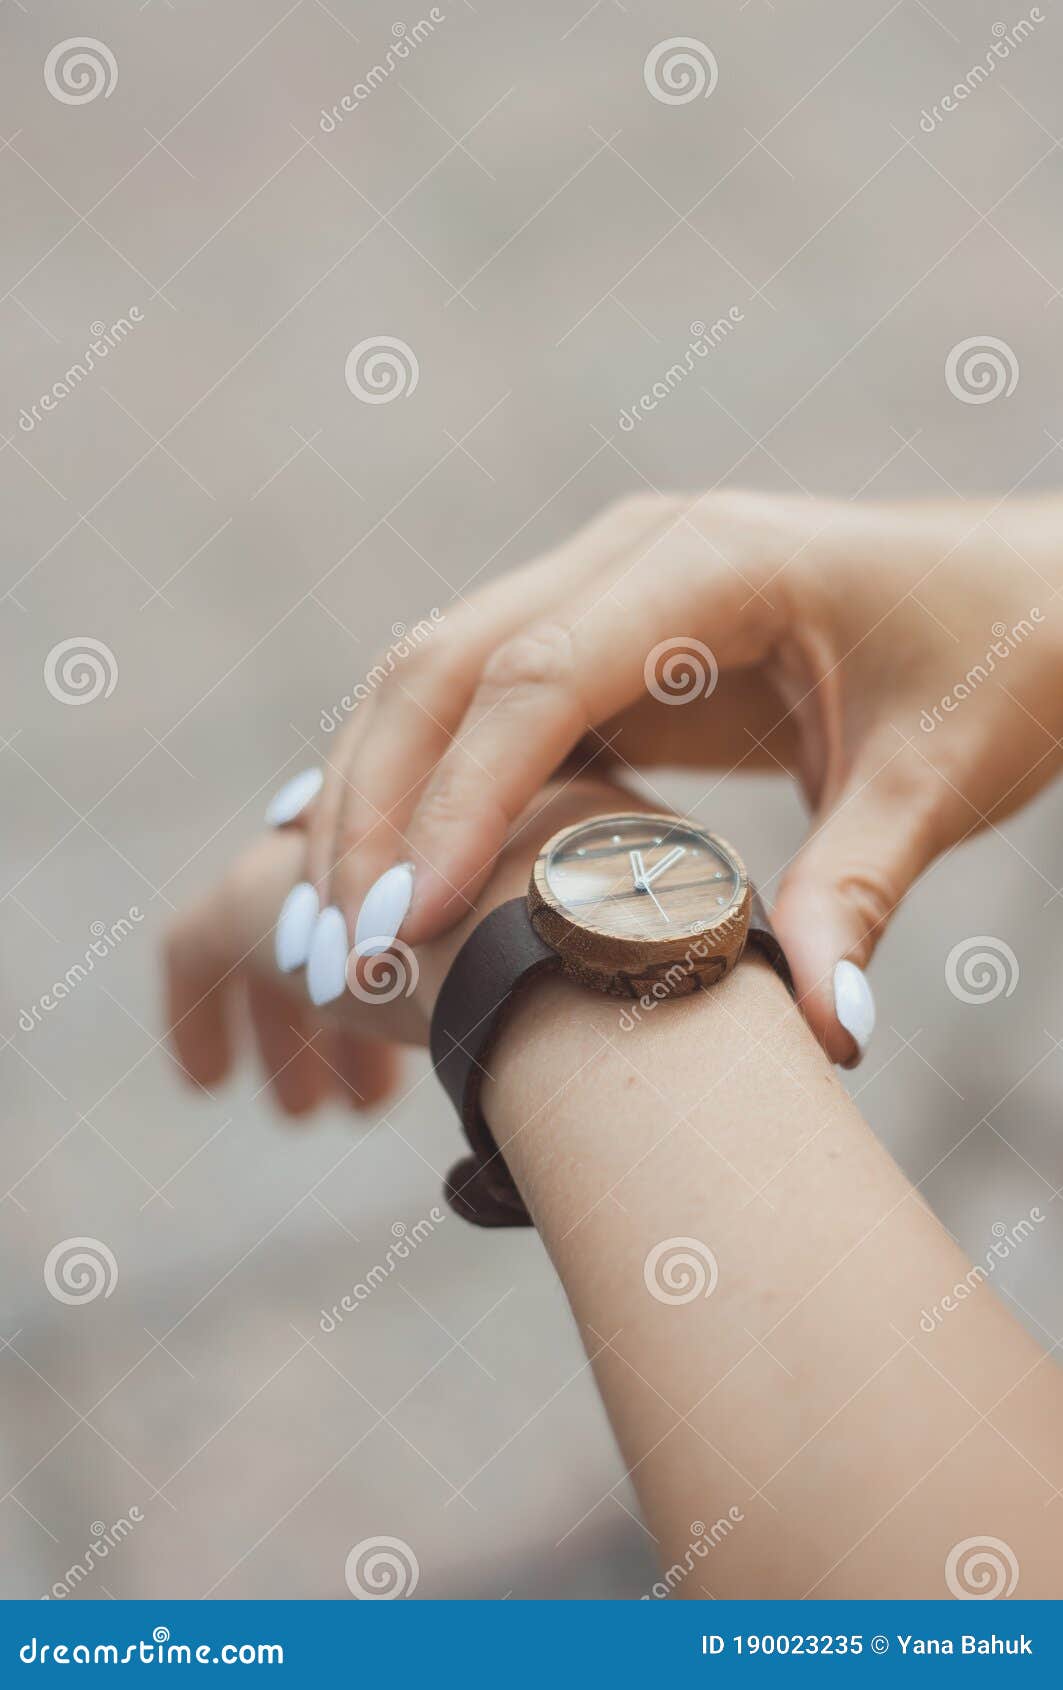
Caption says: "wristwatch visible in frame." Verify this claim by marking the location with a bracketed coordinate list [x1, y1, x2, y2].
[430, 811, 795, 1229]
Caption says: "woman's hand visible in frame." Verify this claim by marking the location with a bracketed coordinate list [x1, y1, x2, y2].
[164, 829, 403, 1117]
[296, 490, 1063, 1067]
[164, 777, 652, 1115]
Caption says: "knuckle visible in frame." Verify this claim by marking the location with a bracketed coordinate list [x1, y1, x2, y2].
[834, 862, 903, 943]
[417, 633, 469, 699]
[691, 487, 765, 524]
[418, 763, 498, 835]
[601, 490, 682, 534]
[884, 753, 951, 856]
[334, 802, 379, 863]
[395, 624, 466, 705]
[692, 488, 803, 537]
[584, 491, 673, 548]
[611, 490, 666, 526]
[834, 760, 949, 946]
[686, 488, 777, 566]
[480, 622, 577, 695]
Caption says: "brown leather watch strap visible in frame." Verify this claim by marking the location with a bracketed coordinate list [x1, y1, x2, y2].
[432, 887, 794, 1229]
[431, 898, 558, 1227]
[748, 888, 795, 997]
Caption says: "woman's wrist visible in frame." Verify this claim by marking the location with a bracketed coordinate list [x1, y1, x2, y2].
[482, 951, 799, 1235]
[473, 922, 1061, 1597]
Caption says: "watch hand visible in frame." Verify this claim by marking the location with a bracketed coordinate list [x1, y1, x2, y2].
[643, 882, 669, 923]
[641, 845, 686, 887]
[629, 849, 647, 890]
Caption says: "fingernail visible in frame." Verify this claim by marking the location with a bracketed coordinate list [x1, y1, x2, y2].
[307, 906, 349, 1005]
[833, 960, 876, 1063]
[354, 862, 414, 959]
[265, 766, 323, 827]
[275, 882, 319, 972]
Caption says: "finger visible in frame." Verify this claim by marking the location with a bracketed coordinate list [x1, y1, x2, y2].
[246, 974, 334, 1116]
[305, 696, 380, 891]
[164, 902, 236, 1090]
[322, 1031, 400, 1110]
[305, 712, 438, 1005]
[265, 686, 383, 993]
[309, 505, 676, 994]
[324, 686, 448, 925]
[166, 831, 306, 1088]
[393, 532, 779, 946]
[772, 744, 955, 1067]
[261, 764, 329, 982]
[263, 765, 324, 829]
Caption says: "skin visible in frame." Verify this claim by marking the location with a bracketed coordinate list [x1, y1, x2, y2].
[166, 781, 639, 1090]
[294, 491, 1063, 1109]
[164, 778, 1063, 1596]
[490, 957, 1063, 1598]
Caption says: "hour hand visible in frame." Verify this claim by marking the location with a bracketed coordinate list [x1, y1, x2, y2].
[629, 849, 647, 890]
[640, 845, 686, 887]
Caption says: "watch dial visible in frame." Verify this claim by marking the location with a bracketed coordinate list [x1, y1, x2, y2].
[544, 816, 742, 941]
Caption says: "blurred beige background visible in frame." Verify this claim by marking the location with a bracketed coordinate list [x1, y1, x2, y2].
[2, 0, 1062, 1599]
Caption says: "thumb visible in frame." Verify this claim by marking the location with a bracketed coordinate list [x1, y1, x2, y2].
[771, 756, 949, 1068]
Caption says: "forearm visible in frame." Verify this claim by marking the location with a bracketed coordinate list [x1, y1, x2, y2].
[173, 786, 1063, 1598]
[483, 958, 1062, 1598]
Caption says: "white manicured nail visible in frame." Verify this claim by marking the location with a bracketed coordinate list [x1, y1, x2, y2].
[355, 862, 415, 959]
[265, 766, 323, 827]
[833, 960, 875, 1062]
[275, 882, 319, 972]
[307, 906, 349, 1005]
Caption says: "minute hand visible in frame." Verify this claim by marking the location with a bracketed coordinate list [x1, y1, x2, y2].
[640, 845, 686, 887]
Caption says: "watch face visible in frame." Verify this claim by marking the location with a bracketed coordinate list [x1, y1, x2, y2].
[542, 814, 743, 942]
